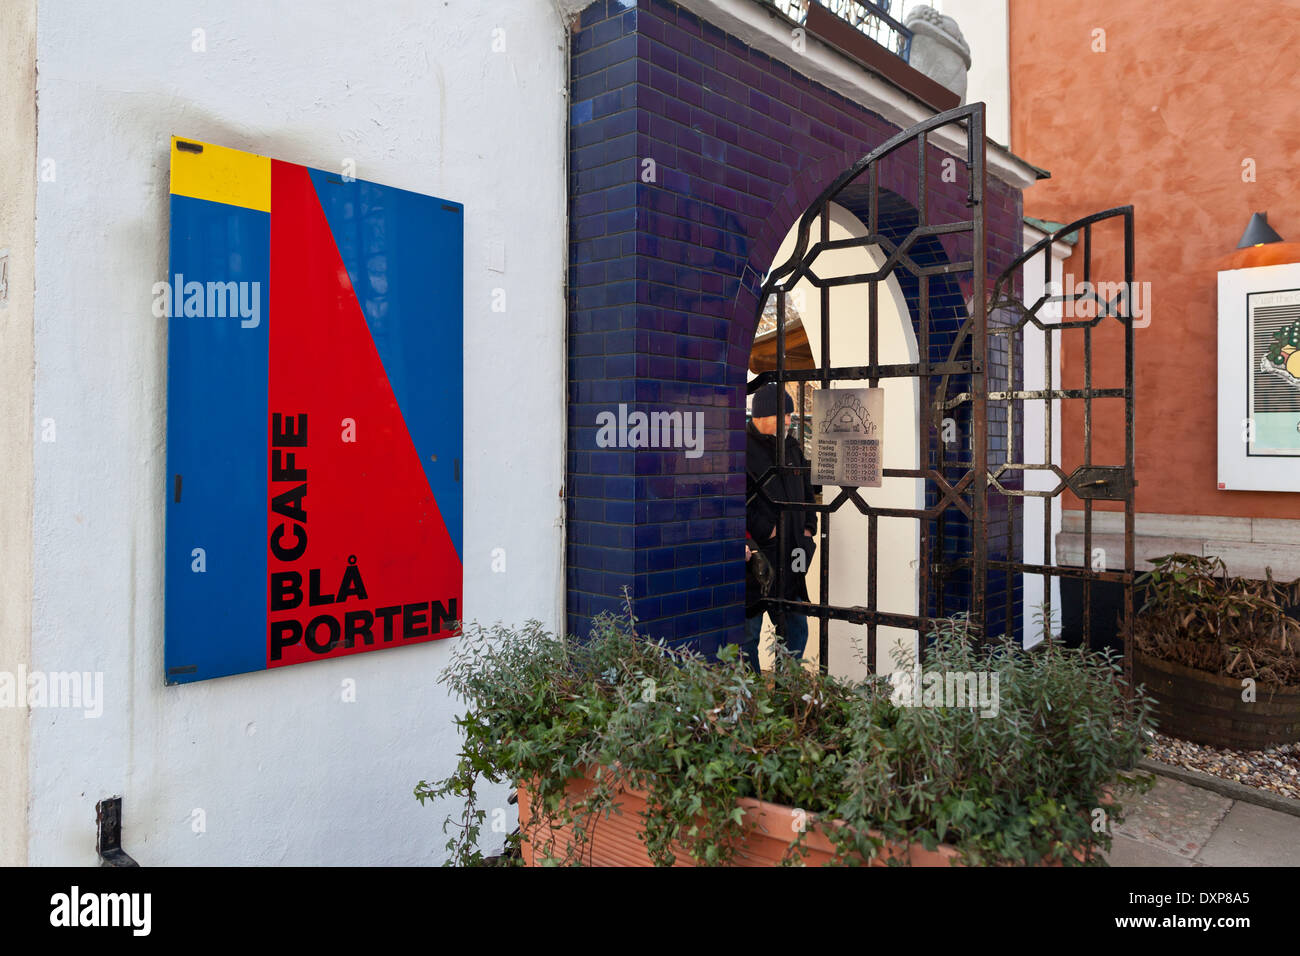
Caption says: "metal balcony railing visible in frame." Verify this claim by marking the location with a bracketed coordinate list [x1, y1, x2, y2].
[771, 0, 913, 61]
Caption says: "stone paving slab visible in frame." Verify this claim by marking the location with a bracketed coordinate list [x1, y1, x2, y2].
[1103, 833, 1194, 867]
[1196, 801, 1300, 867]
[1111, 776, 1233, 859]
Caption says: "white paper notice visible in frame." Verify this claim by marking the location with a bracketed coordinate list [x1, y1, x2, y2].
[811, 387, 883, 487]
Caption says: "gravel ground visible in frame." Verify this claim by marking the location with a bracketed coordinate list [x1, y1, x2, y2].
[1145, 731, 1300, 801]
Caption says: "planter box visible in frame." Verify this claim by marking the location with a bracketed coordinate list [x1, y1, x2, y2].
[515, 769, 1094, 867]
[1133, 650, 1300, 750]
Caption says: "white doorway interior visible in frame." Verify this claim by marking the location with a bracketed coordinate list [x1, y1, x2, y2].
[751, 201, 922, 679]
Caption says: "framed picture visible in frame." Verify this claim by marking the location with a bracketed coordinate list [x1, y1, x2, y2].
[1217, 262, 1300, 491]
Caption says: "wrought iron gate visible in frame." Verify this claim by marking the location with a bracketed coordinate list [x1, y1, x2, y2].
[748, 102, 1136, 680]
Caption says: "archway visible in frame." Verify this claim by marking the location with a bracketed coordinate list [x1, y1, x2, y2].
[749, 202, 921, 679]
[739, 105, 989, 677]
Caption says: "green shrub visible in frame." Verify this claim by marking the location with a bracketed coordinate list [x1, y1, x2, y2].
[417, 606, 1154, 866]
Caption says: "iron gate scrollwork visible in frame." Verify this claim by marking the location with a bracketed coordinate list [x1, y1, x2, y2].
[748, 102, 1136, 682]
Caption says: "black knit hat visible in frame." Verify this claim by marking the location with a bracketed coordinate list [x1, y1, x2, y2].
[751, 383, 795, 418]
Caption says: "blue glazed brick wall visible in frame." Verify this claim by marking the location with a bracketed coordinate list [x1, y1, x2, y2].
[567, 0, 1025, 653]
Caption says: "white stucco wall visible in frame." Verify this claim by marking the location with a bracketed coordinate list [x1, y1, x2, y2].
[0, 0, 37, 870]
[28, 0, 568, 865]
[928, 0, 1011, 147]
[1020, 223, 1072, 647]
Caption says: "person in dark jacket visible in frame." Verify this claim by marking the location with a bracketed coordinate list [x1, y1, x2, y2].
[741, 383, 818, 672]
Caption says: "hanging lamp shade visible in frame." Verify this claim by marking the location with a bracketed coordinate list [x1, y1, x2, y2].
[1236, 212, 1284, 248]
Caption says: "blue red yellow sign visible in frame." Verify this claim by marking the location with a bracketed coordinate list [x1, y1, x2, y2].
[164, 137, 463, 683]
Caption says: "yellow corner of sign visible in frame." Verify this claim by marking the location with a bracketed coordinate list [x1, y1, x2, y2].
[169, 136, 271, 213]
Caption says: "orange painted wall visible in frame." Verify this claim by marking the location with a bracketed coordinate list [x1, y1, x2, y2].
[1009, 0, 1300, 517]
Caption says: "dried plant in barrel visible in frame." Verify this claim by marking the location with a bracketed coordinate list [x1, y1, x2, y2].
[1131, 553, 1300, 749]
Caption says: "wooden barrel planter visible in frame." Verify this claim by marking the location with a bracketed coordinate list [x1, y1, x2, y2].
[1133, 651, 1300, 750]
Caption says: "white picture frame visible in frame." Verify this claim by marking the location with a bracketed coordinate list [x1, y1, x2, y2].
[1217, 262, 1300, 492]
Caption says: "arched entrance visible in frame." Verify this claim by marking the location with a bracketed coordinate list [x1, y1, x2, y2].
[743, 104, 1138, 681]
[750, 201, 922, 679]
[744, 104, 988, 675]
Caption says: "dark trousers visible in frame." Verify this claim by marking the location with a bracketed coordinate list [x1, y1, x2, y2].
[738, 611, 808, 673]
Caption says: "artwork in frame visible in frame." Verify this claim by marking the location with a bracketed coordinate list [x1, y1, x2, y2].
[1217, 262, 1300, 491]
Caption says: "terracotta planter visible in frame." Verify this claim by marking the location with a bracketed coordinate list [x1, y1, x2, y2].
[1133, 650, 1300, 750]
[515, 769, 1093, 867]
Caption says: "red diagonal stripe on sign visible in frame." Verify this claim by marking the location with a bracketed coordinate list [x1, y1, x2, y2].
[267, 160, 461, 668]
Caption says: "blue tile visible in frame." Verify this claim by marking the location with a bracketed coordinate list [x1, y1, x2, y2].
[571, 99, 594, 126]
